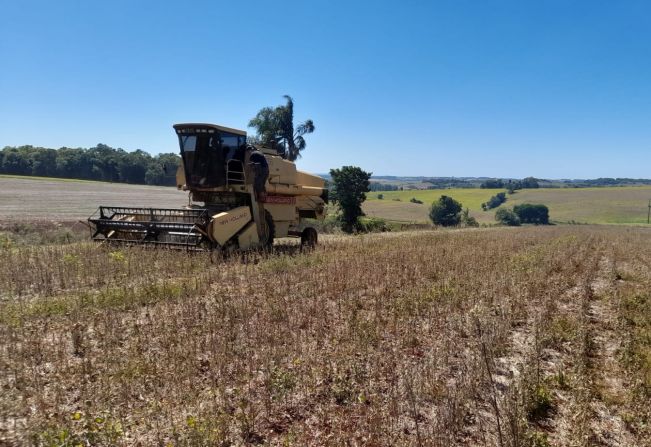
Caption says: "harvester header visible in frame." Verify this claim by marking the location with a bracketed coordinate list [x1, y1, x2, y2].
[89, 123, 327, 250]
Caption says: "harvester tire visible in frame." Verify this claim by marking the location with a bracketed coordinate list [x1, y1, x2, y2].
[264, 210, 275, 248]
[301, 227, 318, 248]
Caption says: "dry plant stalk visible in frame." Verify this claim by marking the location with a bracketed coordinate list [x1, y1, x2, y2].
[0, 226, 649, 446]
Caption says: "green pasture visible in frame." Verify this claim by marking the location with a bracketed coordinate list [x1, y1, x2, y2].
[363, 186, 651, 225]
[366, 188, 499, 209]
[508, 186, 651, 224]
[364, 188, 503, 223]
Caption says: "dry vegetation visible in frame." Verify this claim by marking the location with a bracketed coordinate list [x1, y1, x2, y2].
[1, 226, 650, 446]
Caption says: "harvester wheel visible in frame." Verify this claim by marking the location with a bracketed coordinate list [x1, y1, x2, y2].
[263, 210, 275, 248]
[301, 227, 318, 248]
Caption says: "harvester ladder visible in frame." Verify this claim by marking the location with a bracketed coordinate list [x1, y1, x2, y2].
[226, 159, 245, 185]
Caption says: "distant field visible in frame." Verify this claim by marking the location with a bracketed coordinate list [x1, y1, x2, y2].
[3, 175, 651, 226]
[507, 186, 651, 224]
[364, 186, 651, 225]
[0, 174, 104, 183]
[0, 175, 187, 222]
[364, 188, 504, 224]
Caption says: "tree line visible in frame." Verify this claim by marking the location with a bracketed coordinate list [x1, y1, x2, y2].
[369, 183, 402, 192]
[0, 145, 180, 186]
[480, 177, 540, 190]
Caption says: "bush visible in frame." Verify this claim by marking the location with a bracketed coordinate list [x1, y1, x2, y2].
[514, 204, 549, 224]
[377, 194, 384, 200]
[495, 208, 521, 226]
[410, 197, 423, 204]
[461, 208, 479, 227]
[429, 195, 462, 227]
[300, 214, 342, 234]
[482, 192, 507, 210]
[357, 217, 390, 233]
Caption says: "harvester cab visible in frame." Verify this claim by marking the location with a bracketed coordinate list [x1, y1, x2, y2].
[88, 123, 327, 251]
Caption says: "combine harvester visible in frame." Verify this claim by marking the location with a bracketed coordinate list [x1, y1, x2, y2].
[89, 123, 328, 251]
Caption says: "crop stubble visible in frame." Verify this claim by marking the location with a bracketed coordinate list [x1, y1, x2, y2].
[1, 226, 650, 445]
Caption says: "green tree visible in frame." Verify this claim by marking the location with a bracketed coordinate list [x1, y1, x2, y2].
[520, 177, 540, 188]
[461, 208, 479, 227]
[513, 204, 549, 224]
[329, 166, 371, 233]
[0, 144, 180, 186]
[495, 208, 521, 226]
[2, 148, 32, 175]
[56, 147, 92, 179]
[31, 148, 57, 177]
[429, 195, 462, 227]
[88, 144, 121, 181]
[480, 179, 505, 189]
[482, 192, 507, 210]
[118, 149, 149, 183]
[248, 95, 315, 161]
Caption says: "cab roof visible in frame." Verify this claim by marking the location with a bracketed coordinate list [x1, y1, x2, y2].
[173, 123, 247, 136]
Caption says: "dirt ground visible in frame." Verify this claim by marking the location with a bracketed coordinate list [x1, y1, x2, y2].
[0, 176, 187, 223]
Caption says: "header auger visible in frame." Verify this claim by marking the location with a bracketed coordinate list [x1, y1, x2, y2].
[89, 123, 327, 251]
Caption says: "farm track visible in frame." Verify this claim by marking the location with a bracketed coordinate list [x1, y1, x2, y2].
[1, 226, 650, 446]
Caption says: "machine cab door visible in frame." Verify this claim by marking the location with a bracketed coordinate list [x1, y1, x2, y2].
[173, 124, 247, 189]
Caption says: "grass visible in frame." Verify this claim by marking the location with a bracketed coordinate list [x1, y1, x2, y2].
[506, 186, 651, 224]
[364, 186, 651, 225]
[365, 188, 500, 223]
[367, 187, 499, 209]
[2, 226, 650, 445]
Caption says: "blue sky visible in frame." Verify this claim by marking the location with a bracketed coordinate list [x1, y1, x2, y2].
[2, 0, 651, 178]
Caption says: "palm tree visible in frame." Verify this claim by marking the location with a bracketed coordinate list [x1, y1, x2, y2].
[248, 95, 315, 161]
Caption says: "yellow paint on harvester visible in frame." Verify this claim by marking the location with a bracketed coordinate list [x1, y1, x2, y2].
[209, 206, 252, 245]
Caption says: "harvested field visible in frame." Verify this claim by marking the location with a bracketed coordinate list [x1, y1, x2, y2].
[363, 199, 429, 223]
[1, 226, 650, 445]
[0, 175, 187, 223]
[4, 175, 651, 227]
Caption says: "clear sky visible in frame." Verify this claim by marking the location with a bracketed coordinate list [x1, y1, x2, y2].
[2, 0, 651, 178]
